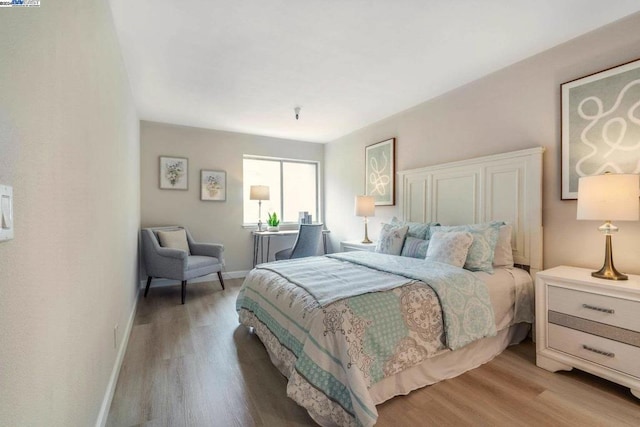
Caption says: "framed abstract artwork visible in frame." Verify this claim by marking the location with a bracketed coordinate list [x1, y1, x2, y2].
[365, 138, 395, 206]
[201, 170, 226, 201]
[561, 58, 640, 199]
[159, 156, 188, 190]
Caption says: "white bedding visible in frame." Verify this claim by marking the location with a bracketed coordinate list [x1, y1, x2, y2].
[476, 267, 534, 330]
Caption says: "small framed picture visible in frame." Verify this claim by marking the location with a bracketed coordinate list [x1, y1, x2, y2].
[159, 156, 188, 190]
[201, 170, 226, 201]
[365, 138, 395, 206]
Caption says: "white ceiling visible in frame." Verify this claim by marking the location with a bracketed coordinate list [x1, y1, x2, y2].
[109, 1, 640, 143]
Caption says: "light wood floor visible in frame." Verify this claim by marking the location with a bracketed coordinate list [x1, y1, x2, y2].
[107, 279, 640, 427]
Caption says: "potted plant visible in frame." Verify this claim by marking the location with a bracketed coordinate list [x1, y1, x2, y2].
[267, 212, 280, 232]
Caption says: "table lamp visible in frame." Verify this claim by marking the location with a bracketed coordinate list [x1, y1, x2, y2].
[577, 173, 639, 280]
[250, 185, 270, 232]
[355, 195, 375, 244]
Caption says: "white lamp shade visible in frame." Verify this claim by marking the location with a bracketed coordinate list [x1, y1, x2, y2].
[355, 195, 375, 217]
[249, 185, 270, 201]
[577, 174, 639, 221]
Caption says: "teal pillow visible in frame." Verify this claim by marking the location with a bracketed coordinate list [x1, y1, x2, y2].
[390, 217, 439, 240]
[430, 222, 502, 273]
[400, 236, 430, 258]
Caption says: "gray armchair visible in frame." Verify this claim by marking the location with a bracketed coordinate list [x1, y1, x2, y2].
[141, 226, 224, 304]
[275, 223, 324, 260]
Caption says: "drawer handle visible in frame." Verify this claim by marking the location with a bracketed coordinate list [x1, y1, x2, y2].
[582, 345, 615, 358]
[582, 304, 614, 314]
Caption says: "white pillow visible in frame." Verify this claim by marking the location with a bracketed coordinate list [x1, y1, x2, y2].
[493, 224, 514, 268]
[425, 231, 473, 268]
[375, 224, 409, 256]
[430, 222, 501, 273]
[157, 229, 191, 255]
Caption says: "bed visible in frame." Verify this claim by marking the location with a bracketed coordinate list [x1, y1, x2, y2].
[236, 147, 544, 426]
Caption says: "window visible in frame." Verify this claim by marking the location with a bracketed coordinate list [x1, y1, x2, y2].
[243, 156, 319, 225]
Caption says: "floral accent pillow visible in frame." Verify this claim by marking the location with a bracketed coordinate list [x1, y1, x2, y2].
[375, 224, 409, 256]
[425, 231, 473, 268]
[400, 236, 430, 259]
[430, 222, 501, 273]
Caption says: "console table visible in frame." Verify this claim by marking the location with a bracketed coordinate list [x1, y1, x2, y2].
[252, 229, 330, 266]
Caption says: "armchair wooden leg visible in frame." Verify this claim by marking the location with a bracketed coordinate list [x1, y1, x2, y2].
[144, 277, 152, 298]
[181, 280, 187, 304]
[217, 271, 225, 290]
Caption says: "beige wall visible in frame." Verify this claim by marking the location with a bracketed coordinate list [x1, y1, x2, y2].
[0, 2, 140, 426]
[325, 13, 640, 275]
[140, 121, 324, 273]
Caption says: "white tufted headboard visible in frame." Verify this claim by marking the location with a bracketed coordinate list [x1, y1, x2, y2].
[397, 147, 545, 275]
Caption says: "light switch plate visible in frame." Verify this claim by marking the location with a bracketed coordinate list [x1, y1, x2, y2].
[0, 185, 14, 241]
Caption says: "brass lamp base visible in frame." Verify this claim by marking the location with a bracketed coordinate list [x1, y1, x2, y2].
[592, 234, 628, 280]
[362, 219, 372, 244]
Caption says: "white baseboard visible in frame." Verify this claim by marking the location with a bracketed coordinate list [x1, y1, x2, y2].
[138, 270, 248, 289]
[95, 289, 139, 427]
[95, 270, 246, 426]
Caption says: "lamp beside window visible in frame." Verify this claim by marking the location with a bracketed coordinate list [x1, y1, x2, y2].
[577, 173, 639, 280]
[250, 185, 270, 232]
[355, 195, 375, 244]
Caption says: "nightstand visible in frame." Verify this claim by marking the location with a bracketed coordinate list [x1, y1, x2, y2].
[340, 240, 376, 252]
[535, 266, 640, 399]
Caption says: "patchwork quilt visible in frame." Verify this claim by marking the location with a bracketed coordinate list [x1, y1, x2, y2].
[236, 252, 496, 427]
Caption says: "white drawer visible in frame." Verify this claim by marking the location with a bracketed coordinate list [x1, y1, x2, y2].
[548, 285, 640, 332]
[548, 323, 640, 378]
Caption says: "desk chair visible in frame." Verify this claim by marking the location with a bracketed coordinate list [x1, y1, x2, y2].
[275, 223, 324, 260]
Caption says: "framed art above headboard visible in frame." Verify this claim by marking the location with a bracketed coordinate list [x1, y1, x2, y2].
[397, 147, 545, 275]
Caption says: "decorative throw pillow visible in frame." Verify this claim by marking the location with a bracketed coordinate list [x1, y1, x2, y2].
[400, 236, 430, 259]
[157, 229, 191, 255]
[493, 224, 514, 268]
[390, 217, 437, 240]
[375, 224, 409, 256]
[425, 231, 473, 268]
[430, 222, 501, 273]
